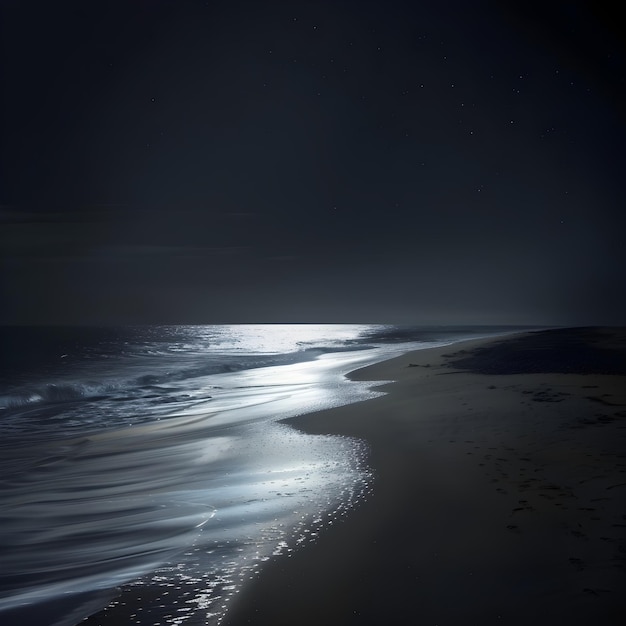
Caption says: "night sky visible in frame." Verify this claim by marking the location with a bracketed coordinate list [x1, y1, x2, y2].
[1, 1, 624, 325]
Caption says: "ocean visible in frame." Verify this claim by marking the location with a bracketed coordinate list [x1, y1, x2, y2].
[0, 324, 523, 625]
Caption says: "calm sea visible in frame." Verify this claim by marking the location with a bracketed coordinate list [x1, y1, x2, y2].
[0, 324, 523, 625]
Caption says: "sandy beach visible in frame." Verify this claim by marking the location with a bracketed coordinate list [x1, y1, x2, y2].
[224, 328, 626, 625]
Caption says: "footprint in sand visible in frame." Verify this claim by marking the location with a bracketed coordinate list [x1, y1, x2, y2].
[582, 588, 611, 596]
[568, 557, 586, 571]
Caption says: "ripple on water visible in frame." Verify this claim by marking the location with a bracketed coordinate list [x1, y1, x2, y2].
[85, 426, 372, 626]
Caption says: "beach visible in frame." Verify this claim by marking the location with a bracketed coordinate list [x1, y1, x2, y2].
[224, 328, 626, 625]
[4, 326, 625, 625]
[5, 325, 500, 626]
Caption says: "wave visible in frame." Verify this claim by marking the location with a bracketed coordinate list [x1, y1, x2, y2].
[0, 382, 116, 410]
[0, 345, 374, 414]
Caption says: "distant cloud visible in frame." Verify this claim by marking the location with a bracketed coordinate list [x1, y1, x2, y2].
[0, 208, 109, 225]
[92, 244, 252, 259]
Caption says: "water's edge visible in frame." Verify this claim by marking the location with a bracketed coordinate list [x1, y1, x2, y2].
[0, 327, 525, 626]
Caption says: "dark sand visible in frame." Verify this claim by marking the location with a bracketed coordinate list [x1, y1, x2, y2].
[223, 328, 626, 625]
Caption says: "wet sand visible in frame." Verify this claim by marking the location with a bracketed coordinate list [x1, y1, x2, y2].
[224, 328, 626, 625]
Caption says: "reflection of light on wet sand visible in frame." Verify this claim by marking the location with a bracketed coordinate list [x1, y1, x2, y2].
[84, 424, 372, 625]
[2, 343, 415, 624]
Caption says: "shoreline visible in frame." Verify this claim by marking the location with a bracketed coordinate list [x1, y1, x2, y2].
[223, 328, 626, 625]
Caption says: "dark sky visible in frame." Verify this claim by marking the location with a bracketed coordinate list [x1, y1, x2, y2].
[1, 0, 624, 325]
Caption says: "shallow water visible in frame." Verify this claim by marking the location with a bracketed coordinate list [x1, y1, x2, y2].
[0, 325, 521, 625]
[0, 349, 389, 624]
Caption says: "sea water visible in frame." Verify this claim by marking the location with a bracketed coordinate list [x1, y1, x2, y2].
[0, 324, 520, 625]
